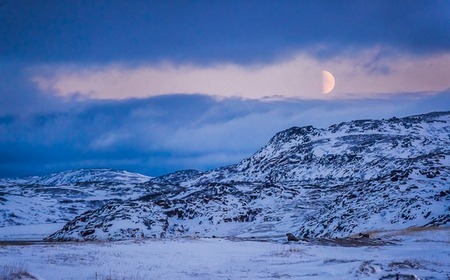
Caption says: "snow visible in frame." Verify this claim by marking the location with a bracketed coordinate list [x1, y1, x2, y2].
[34, 169, 152, 186]
[0, 228, 449, 279]
[0, 223, 65, 241]
[0, 170, 156, 227]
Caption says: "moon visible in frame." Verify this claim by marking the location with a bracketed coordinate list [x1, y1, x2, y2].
[322, 70, 335, 94]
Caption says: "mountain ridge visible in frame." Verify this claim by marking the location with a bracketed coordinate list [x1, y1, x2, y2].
[2, 111, 449, 241]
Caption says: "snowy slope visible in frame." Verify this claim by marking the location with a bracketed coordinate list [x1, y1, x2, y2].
[0, 169, 152, 227]
[32, 168, 151, 185]
[46, 111, 450, 241]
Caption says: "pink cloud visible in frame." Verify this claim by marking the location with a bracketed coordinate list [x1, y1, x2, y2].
[32, 50, 450, 100]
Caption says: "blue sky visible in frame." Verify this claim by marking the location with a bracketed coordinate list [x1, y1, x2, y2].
[1, 1, 449, 177]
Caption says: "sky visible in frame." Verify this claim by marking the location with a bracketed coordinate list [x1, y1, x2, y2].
[1, 1, 449, 178]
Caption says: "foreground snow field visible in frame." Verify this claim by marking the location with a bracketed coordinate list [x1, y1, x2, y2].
[1, 228, 449, 280]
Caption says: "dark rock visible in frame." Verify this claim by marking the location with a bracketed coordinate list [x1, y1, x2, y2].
[81, 229, 95, 237]
[356, 232, 370, 238]
[286, 233, 299, 242]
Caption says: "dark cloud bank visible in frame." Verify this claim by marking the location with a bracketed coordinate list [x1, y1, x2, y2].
[1, 90, 449, 178]
[1, 1, 449, 64]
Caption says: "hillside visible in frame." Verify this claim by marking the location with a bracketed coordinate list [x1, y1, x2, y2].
[43, 111, 450, 241]
[0, 169, 152, 227]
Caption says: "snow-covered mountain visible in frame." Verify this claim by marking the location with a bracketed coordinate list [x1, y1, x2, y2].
[0, 169, 152, 227]
[45, 111, 450, 241]
[30, 169, 151, 186]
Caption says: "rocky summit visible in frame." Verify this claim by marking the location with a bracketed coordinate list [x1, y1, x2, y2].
[5, 111, 449, 241]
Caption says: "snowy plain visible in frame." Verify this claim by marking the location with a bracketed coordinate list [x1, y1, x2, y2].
[1, 227, 449, 280]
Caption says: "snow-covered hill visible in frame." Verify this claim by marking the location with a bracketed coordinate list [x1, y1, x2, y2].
[45, 111, 450, 241]
[0, 169, 152, 227]
[31, 169, 151, 186]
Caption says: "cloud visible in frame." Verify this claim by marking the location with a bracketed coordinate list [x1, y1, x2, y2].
[2, 1, 449, 64]
[2, 1, 449, 179]
[0, 63, 69, 115]
[1, 91, 449, 178]
[32, 50, 450, 100]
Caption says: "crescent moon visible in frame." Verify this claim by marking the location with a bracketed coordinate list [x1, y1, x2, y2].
[322, 70, 335, 94]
